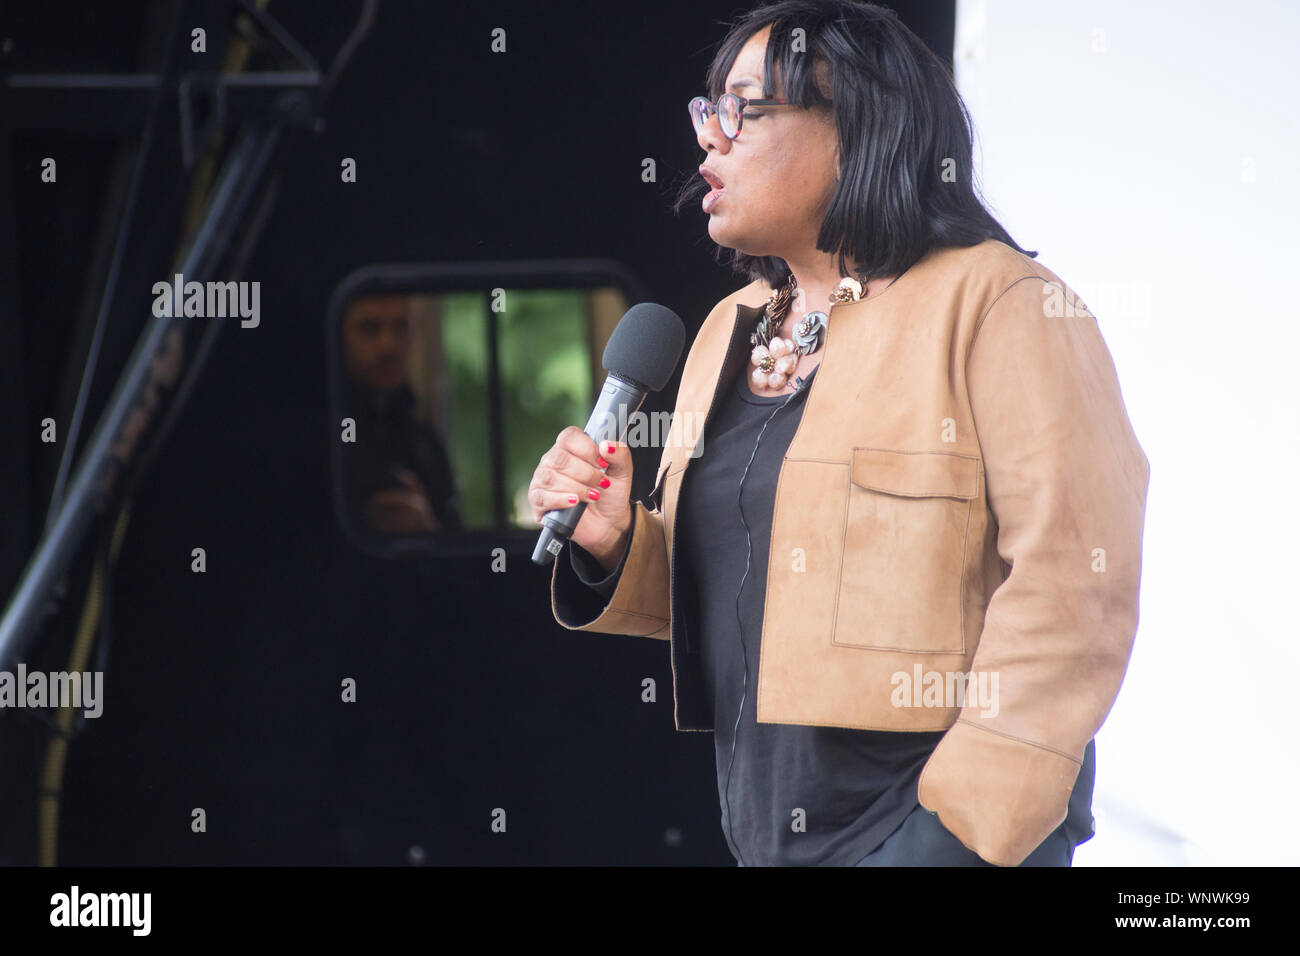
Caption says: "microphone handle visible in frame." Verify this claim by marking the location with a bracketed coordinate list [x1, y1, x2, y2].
[531, 373, 648, 565]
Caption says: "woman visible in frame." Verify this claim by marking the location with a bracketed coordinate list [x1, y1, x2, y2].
[531, 0, 1148, 867]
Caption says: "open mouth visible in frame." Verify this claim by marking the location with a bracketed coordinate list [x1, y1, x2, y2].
[700, 167, 726, 212]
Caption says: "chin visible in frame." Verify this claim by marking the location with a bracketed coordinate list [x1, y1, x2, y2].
[708, 223, 775, 263]
[706, 217, 749, 253]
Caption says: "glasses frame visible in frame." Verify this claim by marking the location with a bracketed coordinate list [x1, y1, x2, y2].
[689, 92, 792, 140]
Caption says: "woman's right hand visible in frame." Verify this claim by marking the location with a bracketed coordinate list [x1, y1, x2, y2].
[529, 427, 633, 571]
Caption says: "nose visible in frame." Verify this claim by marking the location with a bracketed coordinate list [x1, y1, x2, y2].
[695, 109, 731, 154]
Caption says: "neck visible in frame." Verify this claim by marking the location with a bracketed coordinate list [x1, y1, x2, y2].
[782, 249, 846, 315]
[782, 250, 895, 314]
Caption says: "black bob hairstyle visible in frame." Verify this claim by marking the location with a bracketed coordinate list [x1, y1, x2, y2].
[673, 0, 1036, 288]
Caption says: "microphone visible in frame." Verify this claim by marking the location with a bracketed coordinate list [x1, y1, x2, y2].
[531, 302, 685, 565]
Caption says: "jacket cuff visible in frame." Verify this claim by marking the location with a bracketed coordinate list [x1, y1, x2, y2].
[916, 719, 1084, 866]
[550, 501, 670, 638]
[567, 510, 634, 601]
[552, 507, 636, 625]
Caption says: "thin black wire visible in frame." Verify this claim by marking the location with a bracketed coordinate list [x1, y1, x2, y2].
[722, 368, 815, 867]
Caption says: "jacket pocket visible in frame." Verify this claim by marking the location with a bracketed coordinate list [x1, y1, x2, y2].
[831, 448, 980, 654]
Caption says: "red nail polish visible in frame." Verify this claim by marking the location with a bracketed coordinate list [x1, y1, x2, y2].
[606, 443, 615, 455]
[568, 494, 578, 503]
[588, 488, 600, 500]
[597, 457, 609, 468]
[599, 477, 610, 488]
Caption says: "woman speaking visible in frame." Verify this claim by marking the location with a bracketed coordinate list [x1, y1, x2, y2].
[529, 0, 1149, 867]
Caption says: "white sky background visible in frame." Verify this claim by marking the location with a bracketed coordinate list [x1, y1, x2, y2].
[954, 0, 1300, 865]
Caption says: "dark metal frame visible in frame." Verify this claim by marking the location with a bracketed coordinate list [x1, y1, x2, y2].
[0, 0, 378, 670]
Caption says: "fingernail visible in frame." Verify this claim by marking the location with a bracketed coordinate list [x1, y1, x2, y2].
[599, 477, 610, 488]
[606, 443, 615, 455]
[568, 494, 578, 503]
[597, 457, 609, 468]
[587, 488, 600, 500]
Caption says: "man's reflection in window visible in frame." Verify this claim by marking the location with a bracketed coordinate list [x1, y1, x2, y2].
[341, 294, 463, 536]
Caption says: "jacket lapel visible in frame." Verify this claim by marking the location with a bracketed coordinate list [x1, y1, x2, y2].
[676, 301, 766, 466]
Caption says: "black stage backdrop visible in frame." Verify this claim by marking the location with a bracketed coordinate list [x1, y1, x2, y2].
[0, 0, 954, 866]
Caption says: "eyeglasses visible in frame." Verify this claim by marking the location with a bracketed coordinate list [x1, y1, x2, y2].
[688, 92, 792, 140]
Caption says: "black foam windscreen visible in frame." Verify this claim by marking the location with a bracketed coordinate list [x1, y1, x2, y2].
[601, 303, 686, 392]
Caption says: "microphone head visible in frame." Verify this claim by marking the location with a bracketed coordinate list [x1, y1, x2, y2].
[602, 303, 685, 392]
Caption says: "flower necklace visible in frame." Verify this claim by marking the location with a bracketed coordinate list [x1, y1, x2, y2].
[749, 268, 884, 391]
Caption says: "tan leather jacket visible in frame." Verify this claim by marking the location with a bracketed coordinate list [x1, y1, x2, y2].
[550, 239, 1150, 866]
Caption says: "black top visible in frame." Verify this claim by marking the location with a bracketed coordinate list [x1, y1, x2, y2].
[340, 379, 464, 535]
[566, 364, 1096, 865]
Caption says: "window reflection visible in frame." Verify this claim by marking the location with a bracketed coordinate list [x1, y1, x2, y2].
[333, 282, 630, 543]
[340, 293, 464, 537]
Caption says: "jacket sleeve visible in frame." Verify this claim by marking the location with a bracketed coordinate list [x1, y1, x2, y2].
[550, 500, 672, 640]
[917, 274, 1151, 866]
[568, 537, 623, 602]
